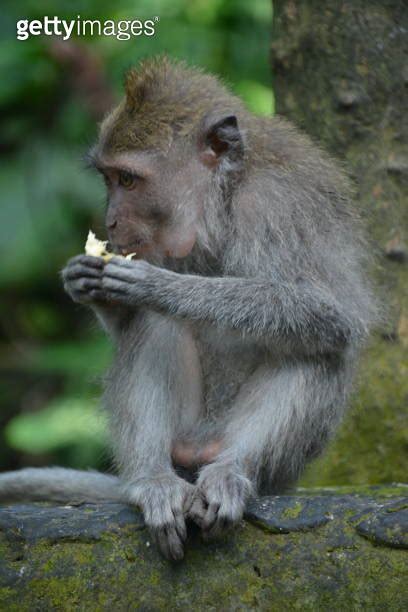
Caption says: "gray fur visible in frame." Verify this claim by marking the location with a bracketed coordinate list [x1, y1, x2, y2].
[0, 60, 378, 560]
[0, 468, 123, 503]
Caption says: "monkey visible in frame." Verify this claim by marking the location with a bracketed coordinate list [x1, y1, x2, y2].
[0, 57, 377, 560]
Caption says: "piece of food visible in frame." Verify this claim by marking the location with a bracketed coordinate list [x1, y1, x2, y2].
[84, 231, 136, 261]
[85, 231, 114, 261]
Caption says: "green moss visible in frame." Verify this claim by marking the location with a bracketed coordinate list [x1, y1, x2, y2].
[3, 496, 405, 611]
[301, 336, 408, 487]
[281, 500, 303, 519]
[386, 502, 408, 513]
[296, 483, 408, 497]
[0, 588, 18, 610]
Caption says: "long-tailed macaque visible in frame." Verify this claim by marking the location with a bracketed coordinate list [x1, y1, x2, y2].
[0, 58, 377, 560]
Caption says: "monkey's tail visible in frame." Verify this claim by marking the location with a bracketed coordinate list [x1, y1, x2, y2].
[0, 467, 125, 504]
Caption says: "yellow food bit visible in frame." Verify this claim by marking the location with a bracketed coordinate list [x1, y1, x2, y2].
[85, 231, 137, 261]
[85, 231, 113, 261]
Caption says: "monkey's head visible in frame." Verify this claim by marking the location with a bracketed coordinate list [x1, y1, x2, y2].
[87, 57, 246, 261]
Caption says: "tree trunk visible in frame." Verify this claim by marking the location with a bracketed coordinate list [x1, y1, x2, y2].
[272, 0, 408, 486]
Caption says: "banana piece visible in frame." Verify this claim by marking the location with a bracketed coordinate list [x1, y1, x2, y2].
[85, 231, 136, 261]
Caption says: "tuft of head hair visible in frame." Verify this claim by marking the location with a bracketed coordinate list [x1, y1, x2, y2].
[100, 56, 243, 153]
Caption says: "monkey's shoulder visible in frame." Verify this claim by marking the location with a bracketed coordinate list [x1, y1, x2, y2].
[245, 114, 353, 202]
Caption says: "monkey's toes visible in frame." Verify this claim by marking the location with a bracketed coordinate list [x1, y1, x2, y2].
[189, 464, 253, 538]
[187, 489, 240, 537]
[128, 474, 194, 561]
[186, 492, 208, 529]
[153, 524, 185, 561]
[148, 506, 189, 561]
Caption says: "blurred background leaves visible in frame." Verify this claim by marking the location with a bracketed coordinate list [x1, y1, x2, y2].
[0, 0, 273, 471]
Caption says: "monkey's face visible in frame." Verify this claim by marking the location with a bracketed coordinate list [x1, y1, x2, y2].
[87, 146, 206, 261]
[88, 113, 243, 261]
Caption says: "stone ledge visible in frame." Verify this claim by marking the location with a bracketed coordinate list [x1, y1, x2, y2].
[0, 485, 407, 610]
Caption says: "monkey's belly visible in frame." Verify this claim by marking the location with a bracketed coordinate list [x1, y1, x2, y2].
[193, 324, 263, 422]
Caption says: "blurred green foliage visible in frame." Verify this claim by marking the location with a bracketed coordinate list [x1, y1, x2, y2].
[6, 397, 108, 462]
[0, 0, 273, 470]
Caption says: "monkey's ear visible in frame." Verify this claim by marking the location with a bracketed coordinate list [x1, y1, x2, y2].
[200, 115, 243, 167]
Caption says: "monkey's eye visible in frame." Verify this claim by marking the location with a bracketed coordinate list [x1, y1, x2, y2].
[118, 170, 137, 190]
[102, 173, 111, 188]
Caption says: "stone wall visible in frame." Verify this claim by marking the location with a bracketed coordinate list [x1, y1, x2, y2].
[0, 486, 406, 610]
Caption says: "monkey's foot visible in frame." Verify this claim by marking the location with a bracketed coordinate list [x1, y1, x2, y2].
[187, 463, 253, 539]
[127, 474, 194, 561]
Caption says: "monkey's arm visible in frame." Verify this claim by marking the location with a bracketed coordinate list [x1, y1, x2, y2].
[102, 259, 364, 354]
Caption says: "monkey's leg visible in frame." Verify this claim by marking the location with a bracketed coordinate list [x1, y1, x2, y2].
[107, 312, 202, 560]
[188, 356, 349, 538]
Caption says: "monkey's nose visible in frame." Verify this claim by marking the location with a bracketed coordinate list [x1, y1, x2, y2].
[107, 220, 117, 229]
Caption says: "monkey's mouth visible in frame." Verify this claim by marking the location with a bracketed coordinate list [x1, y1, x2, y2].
[112, 241, 149, 257]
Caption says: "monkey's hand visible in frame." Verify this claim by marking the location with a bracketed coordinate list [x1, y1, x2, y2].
[62, 255, 106, 304]
[126, 473, 195, 561]
[102, 258, 158, 305]
[187, 462, 253, 539]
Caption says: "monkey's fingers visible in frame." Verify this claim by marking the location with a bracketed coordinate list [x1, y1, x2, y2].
[104, 259, 135, 281]
[102, 276, 130, 294]
[200, 502, 221, 533]
[63, 276, 106, 304]
[101, 281, 135, 309]
[153, 526, 185, 561]
[104, 258, 152, 282]
[66, 255, 105, 270]
[64, 278, 102, 293]
[173, 510, 187, 542]
[203, 486, 247, 539]
[187, 494, 208, 529]
[203, 508, 236, 540]
[63, 264, 103, 280]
